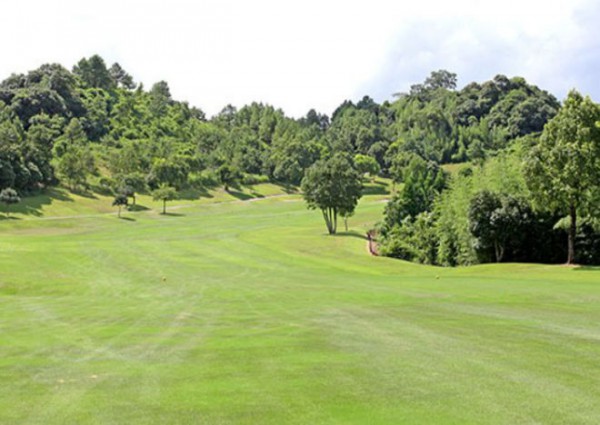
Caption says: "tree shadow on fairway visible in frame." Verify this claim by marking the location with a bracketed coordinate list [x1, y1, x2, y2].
[274, 182, 298, 194]
[118, 216, 136, 222]
[0, 215, 21, 221]
[332, 231, 367, 240]
[127, 204, 150, 212]
[572, 265, 600, 272]
[71, 187, 98, 199]
[12, 188, 74, 217]
[162, 212, 185, 217]
[177, 187, 215, 200]
[227, 190, 255, 201]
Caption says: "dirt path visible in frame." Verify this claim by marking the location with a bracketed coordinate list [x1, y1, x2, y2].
[366, 230, 378, 256]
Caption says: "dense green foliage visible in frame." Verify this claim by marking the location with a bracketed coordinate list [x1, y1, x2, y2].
[524, 91, 600, 264]
[112, 193, 128, 217]
[0, 60, 560, 197]
[151, 184, 178, 214]
[301, 154, 363, 234]
[1, 56, 597, 264]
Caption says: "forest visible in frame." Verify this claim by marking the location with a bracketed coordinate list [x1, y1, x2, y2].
[0, 55, 598, 265]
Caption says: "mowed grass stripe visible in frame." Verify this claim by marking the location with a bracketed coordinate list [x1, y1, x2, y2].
[1, 189, 599, 424]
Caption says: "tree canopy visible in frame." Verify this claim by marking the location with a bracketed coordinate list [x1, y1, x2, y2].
[301, 154, 362, 234]
[1, 56, 598, 265]
[524, 90, 600, 264]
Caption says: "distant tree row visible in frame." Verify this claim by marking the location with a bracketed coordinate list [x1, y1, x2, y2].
[3, 56, 594, 262]
[0, 59, 559, 199]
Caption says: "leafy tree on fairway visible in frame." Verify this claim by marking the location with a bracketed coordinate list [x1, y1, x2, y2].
[112, 193, 128, 218]
[152, 184, 177, 214]
[301, 153, 362, 234]
[0, 188, 20, 216]
[525, 90, 600, 264]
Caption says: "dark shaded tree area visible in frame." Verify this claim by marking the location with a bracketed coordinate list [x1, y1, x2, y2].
[379, 91, 600, 266]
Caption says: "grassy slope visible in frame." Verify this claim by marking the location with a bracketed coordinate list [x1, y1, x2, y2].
[1, 182, 599, 424]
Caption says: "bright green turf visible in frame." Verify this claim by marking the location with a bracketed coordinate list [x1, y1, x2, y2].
[1, 182, 599, 424]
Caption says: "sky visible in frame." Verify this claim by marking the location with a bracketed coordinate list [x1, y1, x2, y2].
[2, 0, 599, 117]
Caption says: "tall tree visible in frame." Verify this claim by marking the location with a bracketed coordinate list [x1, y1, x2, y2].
[73, 55, 114, 90]
[149, 81, 172, 116]
[301, 154, 362, 234]
[525, 90, 600, 264]
[109, 63, 135, 89]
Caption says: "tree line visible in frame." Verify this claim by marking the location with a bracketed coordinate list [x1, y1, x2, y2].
[0, 56, 596, 264]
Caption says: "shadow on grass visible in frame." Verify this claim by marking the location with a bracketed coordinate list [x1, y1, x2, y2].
[573, 265, 600, 271]
[333, 231, 367, 241]
[0, 215, 21, 221]
[275, 183, 298, 194]
[127, 204, 150, 212]
[11, 188, 74, 217]
[227, 190, 255, 201]
[162, 212, 185, 217]
[118, 216, 136, 222]
[71, 187, 98, 199]
[177, 186, 215, 201]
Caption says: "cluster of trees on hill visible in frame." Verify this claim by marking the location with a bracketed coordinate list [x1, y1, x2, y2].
[0, 55, 597, 264]
[378, 91, 600, 265]
[0, 59, 558, 196]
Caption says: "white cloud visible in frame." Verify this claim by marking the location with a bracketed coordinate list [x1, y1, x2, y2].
[1, 0, 598, 117]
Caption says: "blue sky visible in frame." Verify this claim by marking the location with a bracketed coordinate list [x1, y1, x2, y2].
[2, 0, 599, 117]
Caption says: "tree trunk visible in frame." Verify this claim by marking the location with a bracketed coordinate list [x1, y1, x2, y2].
[344, 217, 348, 232]
[132, 194, 136, 206]
[163, 199, 166, 215]
[332, 208, 337, 234]
[118, 206, 121, 218]
[567, 203, 576, 264]
[322, 209, 333, 234]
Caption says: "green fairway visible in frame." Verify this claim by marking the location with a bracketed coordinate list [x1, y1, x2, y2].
[1, 186, 599, 424]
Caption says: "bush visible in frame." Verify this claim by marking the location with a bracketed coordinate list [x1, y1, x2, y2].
[242, 173, 269, 186]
